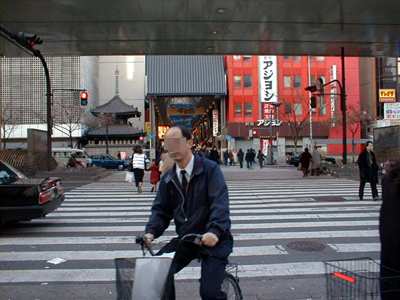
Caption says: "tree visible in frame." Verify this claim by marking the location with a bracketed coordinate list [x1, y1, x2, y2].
[280, 96, 310, 153]
[0, 99, 18, 150]
[52, 101, 83, 148]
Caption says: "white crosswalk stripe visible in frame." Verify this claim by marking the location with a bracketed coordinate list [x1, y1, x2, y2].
[0, 173, 381, 285]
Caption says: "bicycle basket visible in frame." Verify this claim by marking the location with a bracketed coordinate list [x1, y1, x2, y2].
[325, 257, 400, 299]
[115, 257, 173, 300]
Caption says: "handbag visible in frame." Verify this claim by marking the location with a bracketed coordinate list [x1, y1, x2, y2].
[125, 171, 134, 183]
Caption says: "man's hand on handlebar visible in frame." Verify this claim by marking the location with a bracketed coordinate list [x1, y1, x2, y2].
[201, 232, 219, 247]
[143, 233, 154, 246]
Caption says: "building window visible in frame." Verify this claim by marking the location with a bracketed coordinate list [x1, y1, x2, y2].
[284, 76, 291, 88]
[243, 75, 252, 88]
[284, 103, 292, 114]
[243, 55, 252, 61]
[319, 75, 326, 85]
[283, 56, 290, 60]
[233, 55, 241, 61]
[234, 103, 242, 117]
[244, 103, 253, 117]
[233, 75, 242, 88]
[315, 56, 325, 61]
[319, 96, 327, 115]
[294, 103, 303, 116]
[293, 56, 301, 62]
[294, 75, 302, 88]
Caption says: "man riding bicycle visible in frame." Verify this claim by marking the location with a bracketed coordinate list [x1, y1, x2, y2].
[143, 125, 233, 300]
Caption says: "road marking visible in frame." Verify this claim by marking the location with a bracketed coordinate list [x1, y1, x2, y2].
[0, 230, 379, 246]
[328, 243, 380, 252]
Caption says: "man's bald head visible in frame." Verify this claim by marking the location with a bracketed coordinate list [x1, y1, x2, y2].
[164, 125, 193, 164]
[165, 125, 192, 141]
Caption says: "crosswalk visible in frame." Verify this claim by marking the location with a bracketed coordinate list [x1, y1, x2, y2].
[0, 174, 381, 286]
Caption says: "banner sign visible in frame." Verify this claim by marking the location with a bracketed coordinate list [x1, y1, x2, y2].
[259, 56, 278, 103]
[212, 109, 219, 136]
[384, 102, 400, 119]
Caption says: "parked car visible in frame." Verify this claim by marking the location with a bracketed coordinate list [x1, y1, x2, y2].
[89, 154, 129, 170]
[287, 154, 301, 167]
[52, 148, 90, 168]
[0, 160, 65, 224]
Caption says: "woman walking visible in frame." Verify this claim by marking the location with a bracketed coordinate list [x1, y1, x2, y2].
[149, 159, 161, 192]
[132, 145, 146, 193]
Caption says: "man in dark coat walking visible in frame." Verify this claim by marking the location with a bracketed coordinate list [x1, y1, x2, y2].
[237, 149, 244, 168]
[357, 141, 379, 201]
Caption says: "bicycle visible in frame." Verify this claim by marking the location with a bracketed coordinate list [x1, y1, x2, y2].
[115, 233, 243, 300]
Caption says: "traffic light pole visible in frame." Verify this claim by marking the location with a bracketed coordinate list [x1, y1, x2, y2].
[34, 51, 53, 170]
[341, 47, 348, 165]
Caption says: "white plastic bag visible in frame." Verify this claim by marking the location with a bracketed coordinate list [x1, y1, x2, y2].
[125, 171, 134, 183]
[132, 257, 172, 300]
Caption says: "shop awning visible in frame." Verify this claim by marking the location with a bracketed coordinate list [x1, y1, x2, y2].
[146, 55, 227, 97]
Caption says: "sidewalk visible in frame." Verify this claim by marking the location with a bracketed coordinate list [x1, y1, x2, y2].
[33, 167, 113, 190]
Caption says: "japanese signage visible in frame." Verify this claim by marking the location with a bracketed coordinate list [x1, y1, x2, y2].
[384, 102, 400, 119]
[379, 89, 396, 103]
[256, 119, 282, 127]
[212, 109, 219, 137]
[259, 56, 278, 103]
[330, 65, 337, 127]
[157, 126, 170, 139]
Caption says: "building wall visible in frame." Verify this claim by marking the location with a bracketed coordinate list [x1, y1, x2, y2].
[226, 55, 260, 124]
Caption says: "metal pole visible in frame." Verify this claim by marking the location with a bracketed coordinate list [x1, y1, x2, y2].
[341, 47, 347, 165]
[270, 104, 273, 164]
[105, 121, 109, 155]
[36, 51, 52, 170]
[308, 56, 313, 147]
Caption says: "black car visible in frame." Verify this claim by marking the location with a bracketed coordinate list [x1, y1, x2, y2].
[0, 160, 65, 224]
[287, 154, 301, 167]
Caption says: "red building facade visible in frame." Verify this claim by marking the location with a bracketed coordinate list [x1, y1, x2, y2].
[226, 55, 362, 157]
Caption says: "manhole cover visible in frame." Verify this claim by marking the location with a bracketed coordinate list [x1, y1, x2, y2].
[286, 240, 326, 252]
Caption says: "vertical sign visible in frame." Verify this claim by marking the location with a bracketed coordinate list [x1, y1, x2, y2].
[330, 65, 337, 127]
[259, 56, 278, 103]
[384, 102, 400, 119]
[212, 109, 219, 137]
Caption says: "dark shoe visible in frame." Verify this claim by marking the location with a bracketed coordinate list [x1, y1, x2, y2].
[359, 198, 363, 201]
[373, 197, 380, 201]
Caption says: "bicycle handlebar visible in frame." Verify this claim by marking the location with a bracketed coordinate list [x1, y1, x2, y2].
[135, 233, 204, 256]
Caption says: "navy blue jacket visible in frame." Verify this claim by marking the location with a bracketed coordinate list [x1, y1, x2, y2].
[145, 154, 232, 255]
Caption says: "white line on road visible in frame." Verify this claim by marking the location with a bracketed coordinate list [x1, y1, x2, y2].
[0, 262, 328, 283]
[33, 212, 379, 224]
[328, 243, 380, 252]
[0, 245, 287, 261]
[0, 229, 379, 246]
[49, 206, 379, 217]
[6, 220, 378, 233]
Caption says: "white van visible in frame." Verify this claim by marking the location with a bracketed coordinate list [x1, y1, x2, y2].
[52, 148, 90, 168]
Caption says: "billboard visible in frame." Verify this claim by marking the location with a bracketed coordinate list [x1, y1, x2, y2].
[379, 89, 396, 103]
[384, 102, 400, 119]
[259, 56, 278, 103]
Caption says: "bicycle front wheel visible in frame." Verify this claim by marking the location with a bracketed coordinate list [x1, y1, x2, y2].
[221, 272, 243, 300]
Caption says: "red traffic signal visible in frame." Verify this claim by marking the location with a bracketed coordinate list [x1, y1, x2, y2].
[139, 136, 144, 141]
[16, 32, 43, 49]
[80, 91, 88, 106]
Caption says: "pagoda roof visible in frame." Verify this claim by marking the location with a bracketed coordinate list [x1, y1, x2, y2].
[92, 95, 139, 115]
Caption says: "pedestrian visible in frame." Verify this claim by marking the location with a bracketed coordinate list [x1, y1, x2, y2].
[245, 149, 251, 169]
[379, 160, 400, 298]
[250, 148, 256, 168]
[132, 145, 146, 193]
[357, 141, 379, 201]
[311, 146, 322, 176]
[257, 150, 265, 168]
[143, 125, 232, 299]
[237, 149, 244, 168]
[149, 159, 161, 192]
[228, 150, 234, 166]
[209, 146, 220, 164]
[299, 148, 312, 177]
[223, 150, 229, 166]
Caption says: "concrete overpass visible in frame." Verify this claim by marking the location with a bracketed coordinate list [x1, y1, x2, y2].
[1, 0, 400, 57]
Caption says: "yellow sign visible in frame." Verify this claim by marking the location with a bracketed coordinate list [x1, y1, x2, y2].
[158, 126, 170, 139]
[144, 122, 151, 134]
[379, 89, 396, 102]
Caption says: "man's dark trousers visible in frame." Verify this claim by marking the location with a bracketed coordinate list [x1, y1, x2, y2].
[162, 252, 228, 300]
[359, 178, 378, 200]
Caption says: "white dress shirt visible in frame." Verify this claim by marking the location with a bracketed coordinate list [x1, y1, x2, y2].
[175, 154, 194, 184]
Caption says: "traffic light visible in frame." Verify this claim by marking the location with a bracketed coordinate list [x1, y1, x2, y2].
[80, 91, 88, 106]
[139, 136, 144, 142]
[310, 96, 317, 109]
[16, 32, 42, 49]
